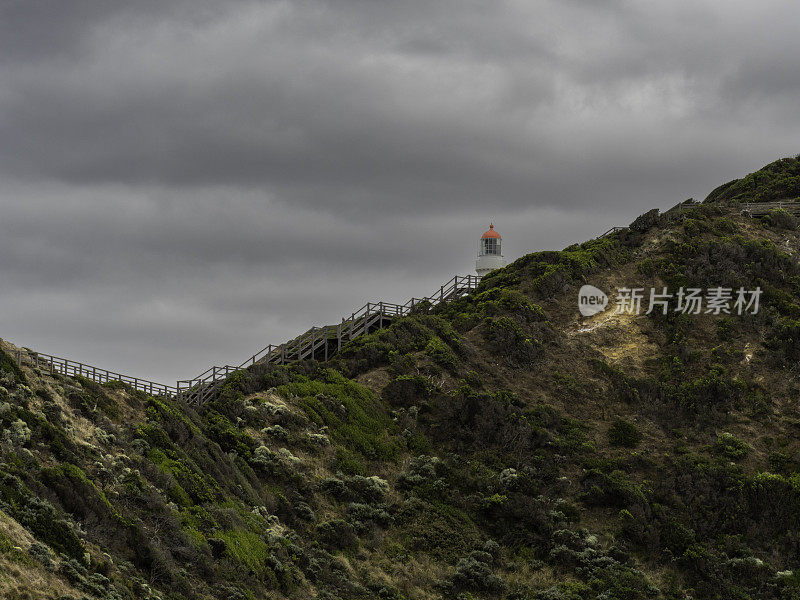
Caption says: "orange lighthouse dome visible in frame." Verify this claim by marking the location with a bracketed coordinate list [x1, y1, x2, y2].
[476, 223, 506, 277]
[481, 223, 501, 239]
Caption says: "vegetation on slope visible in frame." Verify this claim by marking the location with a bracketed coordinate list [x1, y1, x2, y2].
[705, 155, 800, 204]
[3, 158, 800, 599]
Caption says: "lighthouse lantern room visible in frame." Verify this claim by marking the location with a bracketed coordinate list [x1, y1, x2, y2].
[476, 223, 506, 277]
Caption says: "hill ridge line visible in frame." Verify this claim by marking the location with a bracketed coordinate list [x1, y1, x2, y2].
[8, 196, 778, 405]
[6, 273, 482, 404]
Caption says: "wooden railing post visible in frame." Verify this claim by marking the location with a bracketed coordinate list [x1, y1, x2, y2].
[12, 272, 484, 403]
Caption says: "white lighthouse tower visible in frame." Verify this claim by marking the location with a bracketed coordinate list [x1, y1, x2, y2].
[476, 223, 506, 277]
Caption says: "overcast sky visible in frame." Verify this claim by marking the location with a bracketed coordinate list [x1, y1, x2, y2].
[1, 0, 799, 383]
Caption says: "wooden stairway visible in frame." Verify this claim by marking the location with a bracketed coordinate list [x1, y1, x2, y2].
[175, 274, 480, 404]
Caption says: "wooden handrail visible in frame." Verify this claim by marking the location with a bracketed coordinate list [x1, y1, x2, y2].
[13, 349, 177, 397]
[176, 273, 481, 403]
[9, 273, 482, 404]
[741, 200, 800, 216]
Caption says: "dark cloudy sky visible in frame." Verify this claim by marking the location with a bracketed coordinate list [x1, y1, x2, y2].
[1, 0, 799, 383]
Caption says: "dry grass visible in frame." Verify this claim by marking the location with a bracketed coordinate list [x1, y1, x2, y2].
[0, 511, 83, 600]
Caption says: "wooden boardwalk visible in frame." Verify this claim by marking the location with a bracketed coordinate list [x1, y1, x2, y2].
[175, 274, 480, 404]
[740, 201, 800, 217]
[11, 274, 480, 405]
[15, 197, 790, 405]
[11, 347, 177, 397]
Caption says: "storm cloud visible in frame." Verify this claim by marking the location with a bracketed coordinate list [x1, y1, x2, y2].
[1, 0, 799, 381]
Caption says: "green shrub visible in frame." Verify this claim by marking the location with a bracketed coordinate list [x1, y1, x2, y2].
[315, 519, 358, 550]
[608, 419, 642, 448]
[716, 318, 735, 342]
[0, 472, 84, 559]
[684, 218, 710, 237]
[713, 432, 751, 461]
[40, 463, 121, 524]
[321, 473, 389, 504]
[284, 369, 399, 461]
[763, 208, 798, 230]
[767, 318, 800, 364]
[424, 337, 458, 371]
[473, 288, 545, 324]
[396, 498, 479, 560]
[71, 376, 121, 421]
[712, 217, 737, 234]
[387, 350, 415, 376]
[340, 315, 459, 372]
[382, 375, 432, 408]
[0, 349, 27, 384]
[346, 502, 392, 532]
[637, 258, 657, 277]
[445, 552, 507, 594]
[673, 365, 747, 413]
[217, 529, 278, 586]
[580, 469, 646, 508]
[332, 448, 367, 476]
[203, 410, 255, 456]
[102, 379, 132, 391]
[148, 449, 218, 505]
[482, 317, 542, 366]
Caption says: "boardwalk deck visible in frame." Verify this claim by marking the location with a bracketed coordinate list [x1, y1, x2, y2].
[175, 274, 481, 404]
[10, 274, 480, 405]
[11, 348, 177, 397]
[25, 197, 749, 407]
[740, 201, 800, 217]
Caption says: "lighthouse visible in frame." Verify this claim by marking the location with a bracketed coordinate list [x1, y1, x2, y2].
[476, 223, 506, 277]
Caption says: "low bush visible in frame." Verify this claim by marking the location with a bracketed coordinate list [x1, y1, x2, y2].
[424, 337, 458, 371]
[762, 208, 797, 230]
[217, 529, 279, 587]
[580, 469, 646, 508]
[444, 551, 507, 594]
[315, 519, 358, 550]
[608, 418, 642, 448]
[282, 369, 400, 461]
[713, 432, 751, 461]
[0, 471, 84, 559]
[482, 317, 543, 366]
[0, 349, 27, 384]
[382, 375, 432, 408]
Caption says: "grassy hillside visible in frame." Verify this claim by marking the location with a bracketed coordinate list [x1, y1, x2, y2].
[4, 160, 800, 599]
[705, 155, 800, 204]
